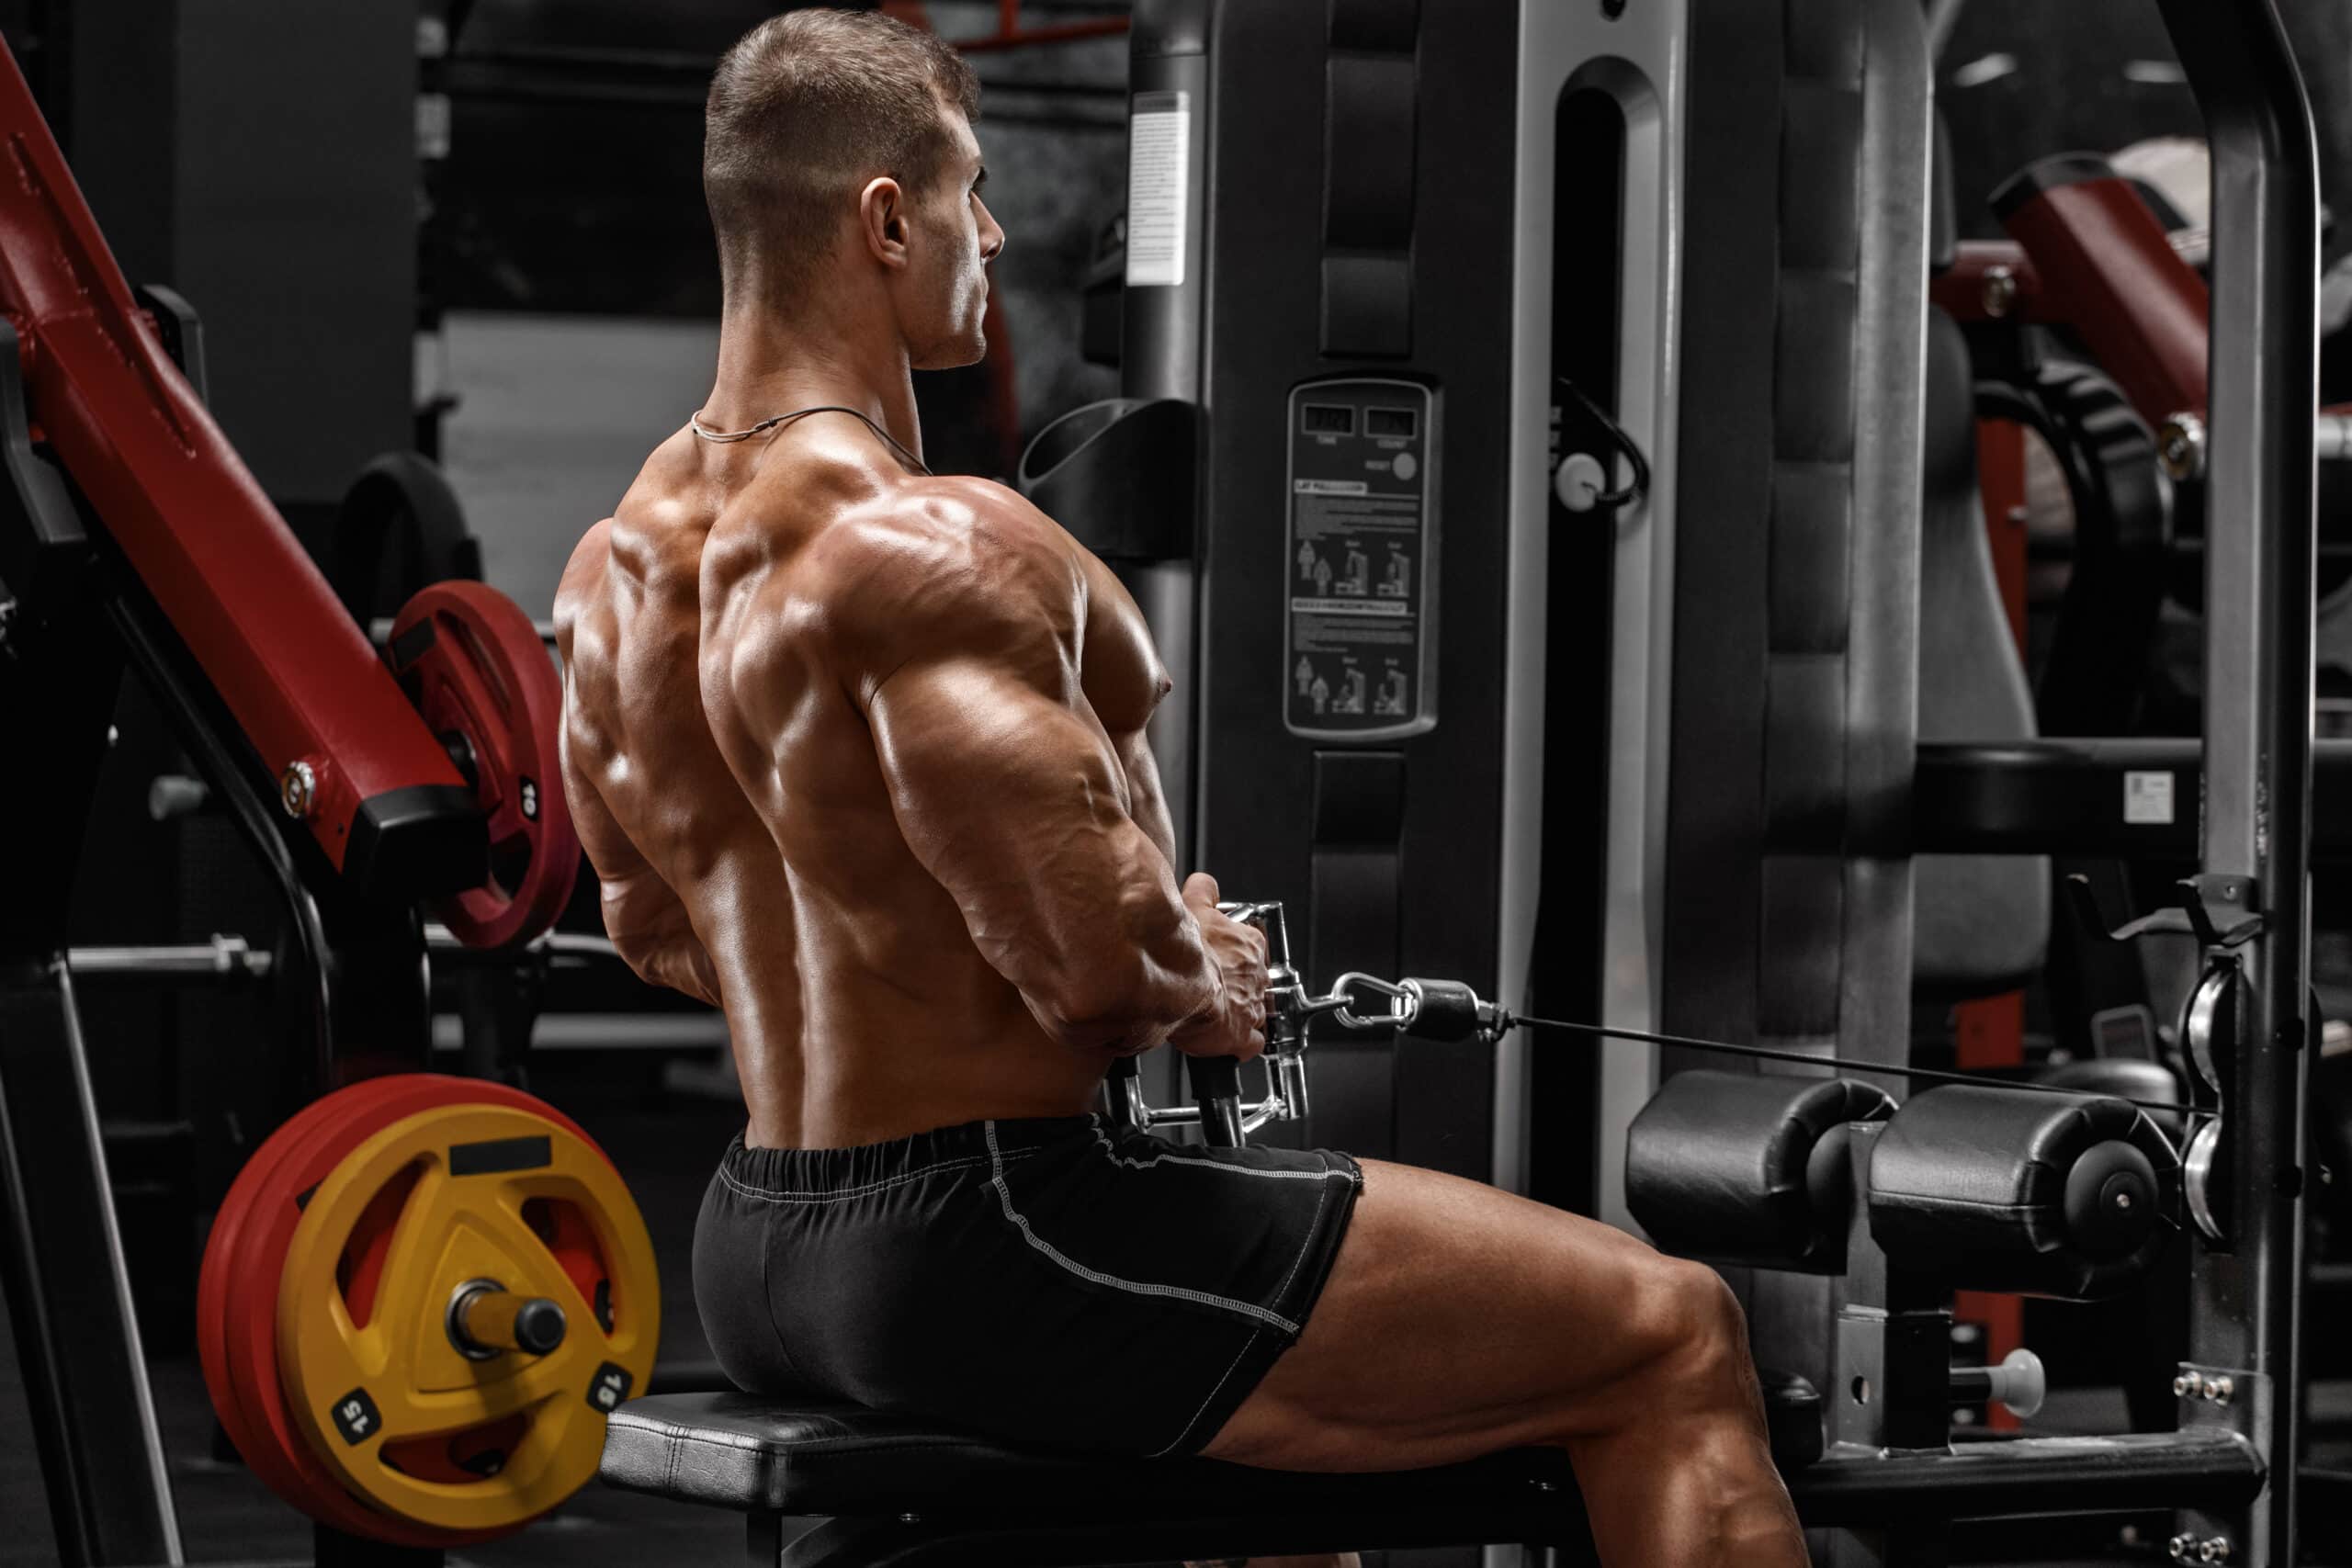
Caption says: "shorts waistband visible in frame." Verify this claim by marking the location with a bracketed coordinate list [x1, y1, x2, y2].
[720, 1114, 1097, 1196]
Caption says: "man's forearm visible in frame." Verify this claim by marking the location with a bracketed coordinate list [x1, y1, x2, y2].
[602, 875, 723, 1007]
[624, 939, 723, 1009]
[1001, 825, 1218, 1053]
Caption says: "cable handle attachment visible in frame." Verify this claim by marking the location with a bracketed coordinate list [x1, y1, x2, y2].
[1187, 900, 1338, 1147]
[1215, 900, 1359, 1050]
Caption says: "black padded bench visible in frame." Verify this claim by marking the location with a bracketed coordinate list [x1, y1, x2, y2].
[600, 1393, 1595, 1566]
[596, 1385, 2263, 1564]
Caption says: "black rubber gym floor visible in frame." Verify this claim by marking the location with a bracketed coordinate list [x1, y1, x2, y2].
[0, 1060, 2336, 1567]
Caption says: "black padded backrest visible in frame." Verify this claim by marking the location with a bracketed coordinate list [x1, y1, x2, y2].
[1663, 0, 1931, 1389]
[1914, 308, 2051, 997]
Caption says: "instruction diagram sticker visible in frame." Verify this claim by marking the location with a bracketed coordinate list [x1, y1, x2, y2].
[1126, 90, 1191, 288]
[2123, 770, 2176, 827]
[1283, 379, 1437, 740]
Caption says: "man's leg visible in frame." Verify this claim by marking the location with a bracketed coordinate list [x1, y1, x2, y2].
[1201, 1159, 1806, 1568]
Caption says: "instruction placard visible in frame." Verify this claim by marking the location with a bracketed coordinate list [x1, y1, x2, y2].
[1126, 91, 1190, 288]
[1283, 379, 1436, 739]
[2123, 770, 2176, 826]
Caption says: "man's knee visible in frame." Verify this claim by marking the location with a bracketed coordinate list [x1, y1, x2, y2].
[1623, 1255, 1754, 1407]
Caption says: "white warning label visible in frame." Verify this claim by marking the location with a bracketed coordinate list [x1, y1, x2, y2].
[2123, 770, 2176, 826]
[1125, 91, 1191, 288]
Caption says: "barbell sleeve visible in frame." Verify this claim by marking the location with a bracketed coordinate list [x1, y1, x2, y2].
[450, 1285, 568, 1358]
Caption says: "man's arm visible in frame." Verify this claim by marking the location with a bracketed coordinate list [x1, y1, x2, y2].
[832, 486, 1250, 1055]
[554, 522, 722, 1007]
[560, 729, 724, 1008]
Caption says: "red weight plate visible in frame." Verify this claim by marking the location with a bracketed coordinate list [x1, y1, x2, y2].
[206, 1079, 448, 1540]
[232, 1075, 610, 1546]
[229, 1075, 606, 1546]
[201, 1078, 509, 1479]
[221, 1077, 491, 1545]
[388, 581, 581, 950]
[200, 1084, 385, 1468]
[214, 1075, 606, 1546]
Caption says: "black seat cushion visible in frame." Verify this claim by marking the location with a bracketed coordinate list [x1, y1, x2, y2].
[600, 1393, 1577, 1518]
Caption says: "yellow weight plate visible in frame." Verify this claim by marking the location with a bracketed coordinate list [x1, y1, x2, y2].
[276, 1100, 660, 1534]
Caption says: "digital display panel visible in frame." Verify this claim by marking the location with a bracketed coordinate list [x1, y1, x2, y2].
[1365, 407, 1418, 439]
[1301, 403, 1356, 435]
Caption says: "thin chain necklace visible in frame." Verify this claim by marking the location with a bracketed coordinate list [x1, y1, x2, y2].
[688, 404, 933, 477]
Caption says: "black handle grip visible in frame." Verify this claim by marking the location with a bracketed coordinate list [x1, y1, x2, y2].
[1101, 1054, 1142, 1132]
[1187, 1053, 1246, 1148]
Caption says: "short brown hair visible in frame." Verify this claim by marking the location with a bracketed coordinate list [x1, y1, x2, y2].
[705, 9, 981, 305]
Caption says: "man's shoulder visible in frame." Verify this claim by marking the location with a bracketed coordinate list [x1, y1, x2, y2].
[821, 479, 1081, 619]
[551, 517, 616, 653]
[832, 473, 1070, 573]
[807, 477, 1086, 689]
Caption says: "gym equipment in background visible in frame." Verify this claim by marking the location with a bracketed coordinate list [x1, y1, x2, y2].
[0, 37, 597, 1562]
[387, 581, 582, 951]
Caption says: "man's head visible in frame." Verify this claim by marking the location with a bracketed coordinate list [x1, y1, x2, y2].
[705, 9, 1003, 368]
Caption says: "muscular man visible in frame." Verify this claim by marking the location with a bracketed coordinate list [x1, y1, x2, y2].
[554, 12, 1805, 1565]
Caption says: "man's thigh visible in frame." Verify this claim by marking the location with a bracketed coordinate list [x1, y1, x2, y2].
[1200, 1156, 1707, 1472]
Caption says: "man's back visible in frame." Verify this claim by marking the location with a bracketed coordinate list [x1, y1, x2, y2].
[555, 419, 1176, 1149]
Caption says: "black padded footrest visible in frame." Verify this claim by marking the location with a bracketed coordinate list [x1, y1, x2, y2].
[600, 1392, 1576, 1519]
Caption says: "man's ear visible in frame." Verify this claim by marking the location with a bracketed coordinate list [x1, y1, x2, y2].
[859, 175, 910, 268]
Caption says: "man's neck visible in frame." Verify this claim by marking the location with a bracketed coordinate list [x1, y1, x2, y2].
[702, 305, 924, 469]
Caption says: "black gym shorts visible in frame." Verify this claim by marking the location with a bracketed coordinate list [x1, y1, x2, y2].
[693, 1113, 1363, 1458]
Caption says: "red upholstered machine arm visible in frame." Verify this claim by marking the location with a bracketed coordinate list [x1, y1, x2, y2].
[0, 45, 481, 897]
[1928, 154, 2211, 434]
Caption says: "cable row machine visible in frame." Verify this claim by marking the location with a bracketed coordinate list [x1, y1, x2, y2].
[600, 0, 2327, 1564]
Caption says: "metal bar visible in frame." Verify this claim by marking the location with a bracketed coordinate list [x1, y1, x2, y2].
[424, 925, 619, 967]
[744, 1425, 2258, 1568]
[775, 1505, 1589, 1568]
[2152, 411, 2352, 479]
[2151, 1, 2321, 1562]
[99, 573, 339, 1106]
[1785, 1429, 2264, 1528]
[428, 1012, 728, 1053]
[66, 937, 272, 985]
[1911, 739, 2352, 858]
[1119, 3, 1210, 882]
[0, 973, 185, 1564]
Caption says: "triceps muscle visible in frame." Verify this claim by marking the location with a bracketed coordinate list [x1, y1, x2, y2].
[867, 650, 1207, 1046]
